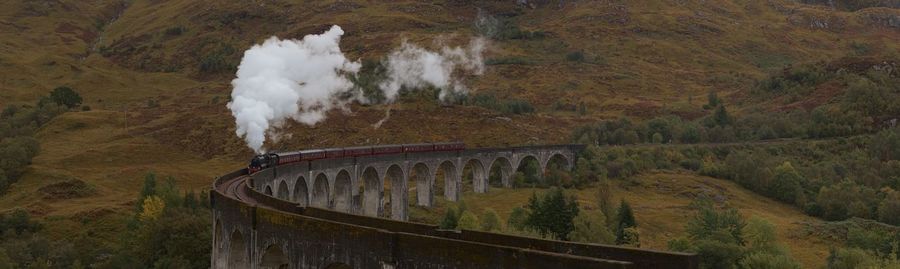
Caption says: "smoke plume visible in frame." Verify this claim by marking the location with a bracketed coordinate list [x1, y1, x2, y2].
[228, 25, 485, 153]
[379, 38, 486, 101]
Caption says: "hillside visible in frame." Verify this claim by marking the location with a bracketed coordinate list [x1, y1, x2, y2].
[0, 0, 898, 268]
[417, 172, 835, 268]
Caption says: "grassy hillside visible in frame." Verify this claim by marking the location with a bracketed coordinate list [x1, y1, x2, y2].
[0, 0, 898, 267]
[415, 172, 834, 268]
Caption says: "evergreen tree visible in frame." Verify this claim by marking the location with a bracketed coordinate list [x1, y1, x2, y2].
[183, 190, 198, 211]
[138, 173, 157, 211]
[524, 188, 579, 240]
[615, 200, 637, 245]
[440, 207, 458, 229]
[714, 105, 732, 126]
[596, 181, 615, 227]
[707, 91, 720, 108]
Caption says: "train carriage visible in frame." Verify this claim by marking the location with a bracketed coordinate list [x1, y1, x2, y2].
[324, 148, 346, 159]
[249, 142, 465, 172]
[402, 143, 434, 153]
[345, 146, 373, 157]
[372, 144, 403, 155]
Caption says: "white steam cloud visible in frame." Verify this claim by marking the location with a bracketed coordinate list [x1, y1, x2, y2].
[228, 25, 485, 153]
[379, 38, 486, 101]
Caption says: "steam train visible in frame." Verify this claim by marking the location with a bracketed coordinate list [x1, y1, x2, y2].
[248, 142, 466, 173]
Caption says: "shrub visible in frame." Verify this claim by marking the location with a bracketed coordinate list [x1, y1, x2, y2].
[568, 211, 615, 244]
[198, 45, 236, 74]
[484, 57, 533, 65]
[739, 252, 801, 269]
[465, 93, 535, 115]
[827, 247, 881, 269]
[507, 207, 528, 231]
[349, 59, 387, 104]
[566, 51, 585, 62]
[479, 209, 502, 232]
[164, 26, 185, 36]
[49, 86, 82, 109]
[679, 159, 702, 171]
[707, 91, 721, 108]
[457, 211, 480, 230]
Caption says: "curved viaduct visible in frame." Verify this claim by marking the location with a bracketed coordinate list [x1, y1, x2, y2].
[211, 144, 699, 269]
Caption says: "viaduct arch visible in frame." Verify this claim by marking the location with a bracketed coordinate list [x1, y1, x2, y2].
[211, 144, 699, 268]
[251, 145, 582, 221]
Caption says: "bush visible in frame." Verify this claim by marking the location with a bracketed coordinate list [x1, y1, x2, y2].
[49, 86, 82, 109]
[349, 59, 387, 104]
[164, 26, 185, 36]
[679, 159, 702, 171]
[566, 51, 585, 62]
[198, 45, 236, 74]
[457, 211, 480, 230]
[485, 57, 533, 65]
[464, 93, 535, 115]
[568, 211, 614, 244]
[507, 207, 527, 231]
[739, 252, 801, 269]
[479, 209, 502, 232]
[827, 247, 882, 269]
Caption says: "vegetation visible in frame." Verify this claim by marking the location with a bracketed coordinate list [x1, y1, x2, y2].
[614, 200, 637, 246]
[3, 1, 899, 268]
[349, 59, 388, 104]
[668, 198, 801, 269]
[0, 173, 211, 268]
[825, 225, 900, 269]
[523, 188, 579, 240]
[0, 88, 74, 194]
[47, 86, 83, 109]
[105, 173, 212, 269]
[464, 93, 535, 115]
[198, 44, 237, 74]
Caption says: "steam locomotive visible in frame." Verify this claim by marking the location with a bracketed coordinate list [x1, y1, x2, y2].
[248, 142, 466, 173]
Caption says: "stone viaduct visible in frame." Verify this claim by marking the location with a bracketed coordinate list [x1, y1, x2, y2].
[211, 144, 699, 268]
[250, 145, 581, 221]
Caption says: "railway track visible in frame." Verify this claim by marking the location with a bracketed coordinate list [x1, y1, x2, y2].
[217, 173, 257, 206]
